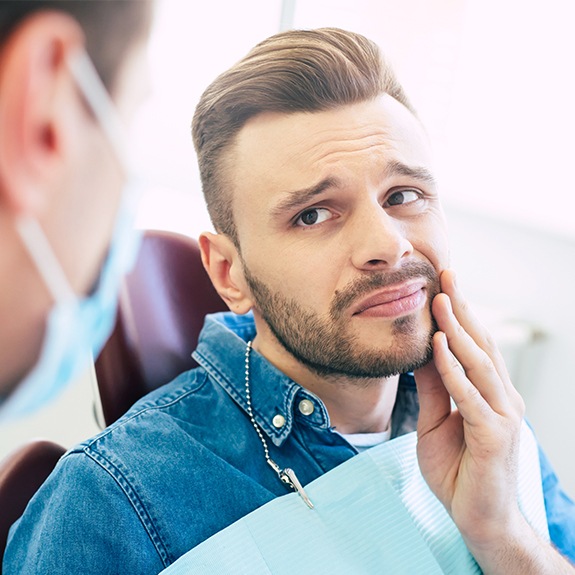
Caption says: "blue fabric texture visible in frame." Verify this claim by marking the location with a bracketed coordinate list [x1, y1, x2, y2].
[4, 312, 575, 573]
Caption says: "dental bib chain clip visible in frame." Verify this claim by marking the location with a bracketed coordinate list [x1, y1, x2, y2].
[244, 341, 314, 509]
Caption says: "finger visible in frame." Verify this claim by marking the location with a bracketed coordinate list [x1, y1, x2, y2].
[432, 330, 496, 427]
[440, 270, 510, 385]
[440, 270, 524, 412]
[432, 293, 512, 415]
[413, 356, 453, 435]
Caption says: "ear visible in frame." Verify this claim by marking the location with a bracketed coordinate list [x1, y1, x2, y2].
[0, 11, 85, 217]
[199, 232, 254, 315]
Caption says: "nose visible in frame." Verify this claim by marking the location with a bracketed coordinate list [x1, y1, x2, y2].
[349, 203, 413, 270]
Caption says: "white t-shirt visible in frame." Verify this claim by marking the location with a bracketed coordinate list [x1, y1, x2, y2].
[340, 425, 392, 453]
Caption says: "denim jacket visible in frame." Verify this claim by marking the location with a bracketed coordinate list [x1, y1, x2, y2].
[5, 312, 575, 573]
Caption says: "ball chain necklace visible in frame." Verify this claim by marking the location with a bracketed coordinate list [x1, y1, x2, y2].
[244, 340, 314, 509]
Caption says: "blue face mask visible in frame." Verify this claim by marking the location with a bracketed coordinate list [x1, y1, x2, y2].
[0, 51, 142, 422]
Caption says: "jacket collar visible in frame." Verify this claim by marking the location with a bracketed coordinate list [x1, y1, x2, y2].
[193, 312, 331, 448]
[193, 312, 419, 446]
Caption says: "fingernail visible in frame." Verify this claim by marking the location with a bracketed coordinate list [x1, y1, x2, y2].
[436, 331, 448, 349]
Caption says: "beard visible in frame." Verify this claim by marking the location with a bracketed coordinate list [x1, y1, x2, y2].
[242, 260, 441, 381]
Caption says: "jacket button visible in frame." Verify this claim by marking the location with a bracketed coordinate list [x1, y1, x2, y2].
[272, 414, 286, 428]
[298, 399, 315, 416]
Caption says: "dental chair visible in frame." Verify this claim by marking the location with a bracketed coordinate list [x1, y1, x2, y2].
[0, 439, 66, 573]
[94, 229, 227, 426]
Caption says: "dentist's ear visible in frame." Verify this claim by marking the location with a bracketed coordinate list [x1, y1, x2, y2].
[199, 232, 254, 315]
[0, 11, 85, 217]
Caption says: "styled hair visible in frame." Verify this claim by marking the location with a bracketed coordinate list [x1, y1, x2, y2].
[192, 27, 414, 244]
[0, 1, 152, 95]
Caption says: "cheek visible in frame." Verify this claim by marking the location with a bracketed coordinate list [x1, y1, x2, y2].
[248, 243, 343, 311]
[413, 216, 450, 273]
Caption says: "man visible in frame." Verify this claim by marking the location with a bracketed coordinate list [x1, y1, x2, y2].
[5, 28, 575, 574]
[0, 1, 152, 420]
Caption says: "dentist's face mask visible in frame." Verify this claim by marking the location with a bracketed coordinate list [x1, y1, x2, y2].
[0, 51, 142, 422]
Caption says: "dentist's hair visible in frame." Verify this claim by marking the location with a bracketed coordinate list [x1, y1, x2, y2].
[0, 1, 152, 95]
[192, 27, 414, 245]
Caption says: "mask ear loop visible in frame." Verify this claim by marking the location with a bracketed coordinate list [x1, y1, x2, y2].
[66, 49, 143, 426]
[15, 215, 76, 304]
[14, 49, 129, 307]
[65, 50, 128, 174]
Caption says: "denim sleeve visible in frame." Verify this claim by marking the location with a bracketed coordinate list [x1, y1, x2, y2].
[539, 445, 575, 564]
[3, 450, 166, 575]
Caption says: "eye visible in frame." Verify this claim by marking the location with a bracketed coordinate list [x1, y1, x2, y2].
[295, 207, 333, 227]
[385, 189, 421, 207]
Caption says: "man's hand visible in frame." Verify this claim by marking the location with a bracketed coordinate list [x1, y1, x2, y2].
[414, 269, 574, 574]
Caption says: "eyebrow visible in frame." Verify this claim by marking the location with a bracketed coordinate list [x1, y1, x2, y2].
[271, 161, 437, 218]
[386, 160, 437, 187]
[271, 177, 341, 218]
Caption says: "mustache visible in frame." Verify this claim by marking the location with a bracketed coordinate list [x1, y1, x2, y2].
[330, 261, 440, 319]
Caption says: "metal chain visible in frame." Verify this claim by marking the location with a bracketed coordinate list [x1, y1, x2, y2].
[244, 340, 314, 509]
[244, 341, 276, 469]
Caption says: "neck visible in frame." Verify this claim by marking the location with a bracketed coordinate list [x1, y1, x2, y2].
[306, 373, 399, 435]
[252, 334, 400, 435]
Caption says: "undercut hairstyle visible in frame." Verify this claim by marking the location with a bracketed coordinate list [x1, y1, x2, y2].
[192, 27, 415, 245]
[0, 1, 153, 95]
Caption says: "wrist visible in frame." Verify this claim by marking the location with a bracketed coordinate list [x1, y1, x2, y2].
[466, 515, 572, 575]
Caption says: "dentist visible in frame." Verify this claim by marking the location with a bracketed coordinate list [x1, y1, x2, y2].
[0, 1, 153, 420]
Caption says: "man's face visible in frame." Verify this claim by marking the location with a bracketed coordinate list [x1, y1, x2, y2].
[229, 95, 449, 381]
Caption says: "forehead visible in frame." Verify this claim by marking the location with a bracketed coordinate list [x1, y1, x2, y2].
[229, 95, 432, 214]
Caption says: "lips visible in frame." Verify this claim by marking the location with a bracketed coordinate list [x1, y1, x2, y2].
[351, 280, 428, 317]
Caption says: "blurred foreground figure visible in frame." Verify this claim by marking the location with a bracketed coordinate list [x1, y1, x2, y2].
[0, 1, 153, 420]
